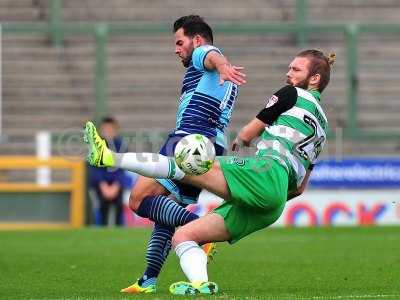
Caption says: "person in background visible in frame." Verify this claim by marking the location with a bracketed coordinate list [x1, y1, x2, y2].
[89, 116, 126, 226]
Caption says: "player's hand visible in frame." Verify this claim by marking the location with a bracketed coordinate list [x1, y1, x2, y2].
[231, 137, 243, 152]
[218, 64, 246, 86]
[231, 142, 239, 152]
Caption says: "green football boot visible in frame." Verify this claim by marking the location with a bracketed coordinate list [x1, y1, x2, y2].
[169, 281, 218, 295]
[83, 121, 114, 167]
[203, 242, 218, 263]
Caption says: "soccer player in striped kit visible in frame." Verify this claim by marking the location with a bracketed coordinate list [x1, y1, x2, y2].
[119, 15, 246, 293]
[85, 49, 334, 294]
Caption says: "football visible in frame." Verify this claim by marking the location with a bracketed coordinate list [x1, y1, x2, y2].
[174, 134, 216, 175]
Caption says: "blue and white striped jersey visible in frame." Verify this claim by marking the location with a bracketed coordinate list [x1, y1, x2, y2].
[175, 45, 239, 148]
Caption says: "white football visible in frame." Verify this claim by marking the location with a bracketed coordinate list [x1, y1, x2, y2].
[174, 134, 216, 175]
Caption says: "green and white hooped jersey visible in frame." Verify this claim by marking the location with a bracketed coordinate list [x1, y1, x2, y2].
[256, 87, 328, 187]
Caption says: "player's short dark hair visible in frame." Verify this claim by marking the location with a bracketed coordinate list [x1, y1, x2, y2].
[101, 116, 118, 126]
[296, 49, 336, 93]
[173, 15, 214, 44]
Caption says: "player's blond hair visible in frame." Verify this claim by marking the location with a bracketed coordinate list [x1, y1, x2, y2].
[296, 49, 336, 92]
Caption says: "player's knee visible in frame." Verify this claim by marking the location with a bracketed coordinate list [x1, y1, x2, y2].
[172, 227, 193, 248]
[128, 194, 137, 212]
[128, 188, 147, 212]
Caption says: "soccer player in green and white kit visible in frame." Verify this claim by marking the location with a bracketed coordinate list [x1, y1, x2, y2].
[84, 49, 335, 295]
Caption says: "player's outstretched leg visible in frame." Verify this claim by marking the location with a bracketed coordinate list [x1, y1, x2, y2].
[169, 281, 218, 295]
[84, 121, 186, 180]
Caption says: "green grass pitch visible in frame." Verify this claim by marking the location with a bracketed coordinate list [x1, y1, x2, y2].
[1, 226, 399, 300]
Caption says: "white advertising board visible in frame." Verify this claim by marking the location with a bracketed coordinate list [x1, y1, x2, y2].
[124, 190, 400, 227]
[274, 190, 400, 226]
[196, 190, 400, 227]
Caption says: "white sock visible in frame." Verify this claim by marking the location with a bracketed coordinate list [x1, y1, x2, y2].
[175, 241, 208, 283]
[112, 152, 185, 180]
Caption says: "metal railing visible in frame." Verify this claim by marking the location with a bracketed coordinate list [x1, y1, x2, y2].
[3, 0, 400, 140]
[0, 156, 85, 229]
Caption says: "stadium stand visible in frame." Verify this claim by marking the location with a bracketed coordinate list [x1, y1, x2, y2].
[2, 0, 400, 159]
[38, 0, 400, 25]
[0, 0, 41, 23]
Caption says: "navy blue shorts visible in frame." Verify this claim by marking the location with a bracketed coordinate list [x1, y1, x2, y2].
[156, 133, 225, 204]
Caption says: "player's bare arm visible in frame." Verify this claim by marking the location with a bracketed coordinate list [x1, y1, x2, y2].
[232, 118, 266, 151]
[203, 51, 246, 86]
[232, 85, 298, 151]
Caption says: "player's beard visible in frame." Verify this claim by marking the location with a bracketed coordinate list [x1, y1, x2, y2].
[181, 48, 194, 68]
[287, 77, 310, 90]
